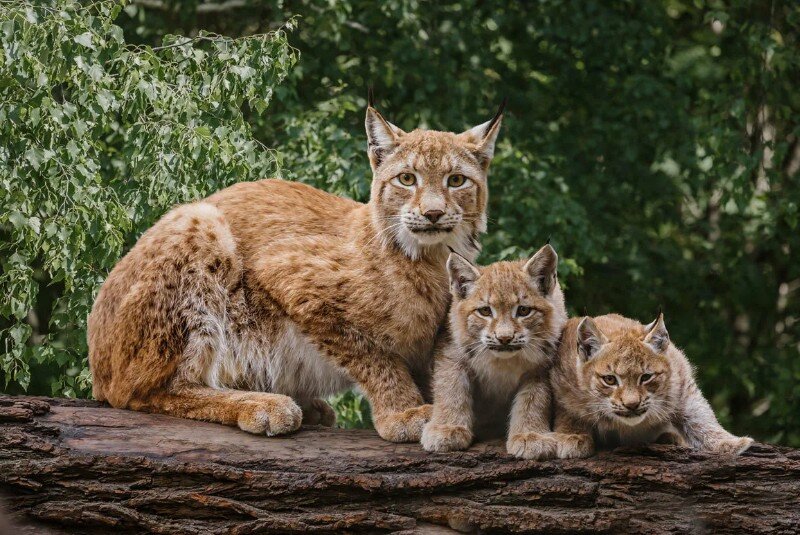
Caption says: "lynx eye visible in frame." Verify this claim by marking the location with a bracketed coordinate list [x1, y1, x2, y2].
[447, 174, 468, 188]
[476, 306, 493, 317]
[640, 373, 654, 384]
[601, 375, 618, 386]
[396, 173, 416, 187]
[516, 306, 533, 318]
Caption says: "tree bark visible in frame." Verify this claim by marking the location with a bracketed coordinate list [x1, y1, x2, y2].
[1, 395, 798, 534]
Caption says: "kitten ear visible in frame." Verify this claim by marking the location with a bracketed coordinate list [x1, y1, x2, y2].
[460, 98, 506, 166]
[643, 312, 670, 354]
[447, 252, 481, 299]
[577, 317, 608, 361]
[523, 243, 558, 295]
[365, 106, 405, 171]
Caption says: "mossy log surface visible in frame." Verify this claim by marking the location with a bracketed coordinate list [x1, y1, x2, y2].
[1, 395, 798, 534]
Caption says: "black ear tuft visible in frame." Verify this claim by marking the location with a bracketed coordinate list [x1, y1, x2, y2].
[367, 85, 375, 108]
[485, 96, 508, 133]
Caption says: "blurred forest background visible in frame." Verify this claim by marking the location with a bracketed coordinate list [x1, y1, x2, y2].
[1, 0, 798, 445]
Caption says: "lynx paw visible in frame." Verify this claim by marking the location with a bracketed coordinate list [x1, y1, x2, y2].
[553, 433, 594, 459]
[708, 436, 754, 455]
[655, 430, 688, 447]
[374, 404, 433, 443]
[421, 423, 473, 452]
[237, 396, 303, 436]
[506, 432, 558, 460]
[302, 398, 337, 427]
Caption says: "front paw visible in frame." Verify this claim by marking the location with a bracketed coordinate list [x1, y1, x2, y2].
[237, 396, 303, 436]
[374, 404, 433, 443]
[655, 430, 688, 447]
[302, 399, 337, 427]
[708, 436, 754, 455]
[421, 423, 472, 452]
[506, 432, 558, 460]
[553, 433, 594, 459]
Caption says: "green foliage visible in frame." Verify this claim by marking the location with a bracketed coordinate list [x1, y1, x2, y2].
[0, 0, 296, 395]
[328, 390, 373, 429]
[2, 0, 799, 445]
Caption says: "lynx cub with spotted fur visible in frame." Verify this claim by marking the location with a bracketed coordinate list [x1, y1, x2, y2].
[88, 102, 504, 442]
[548, 313, 753, 458]
[421, 244, 567, 459]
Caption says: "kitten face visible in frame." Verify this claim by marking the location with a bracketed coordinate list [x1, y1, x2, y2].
[365, 106, 502, 258]
[576, 316, 673, 427]
[447, 245, 567, 365]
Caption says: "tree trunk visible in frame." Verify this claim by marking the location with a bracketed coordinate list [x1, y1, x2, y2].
[1, 395, 798, 534]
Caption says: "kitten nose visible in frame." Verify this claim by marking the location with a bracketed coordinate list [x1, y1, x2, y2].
[423, 210, 444, 223]
[497, 334, 514, 345]
[623, 399, 641, 411]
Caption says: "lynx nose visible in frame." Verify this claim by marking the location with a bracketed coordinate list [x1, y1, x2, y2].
[423, 210, 444, 223]
[623, 399, 641, 411]
[496, 334, 514, 345]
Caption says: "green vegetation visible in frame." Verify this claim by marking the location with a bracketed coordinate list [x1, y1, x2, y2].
[2, 0, 798, 444]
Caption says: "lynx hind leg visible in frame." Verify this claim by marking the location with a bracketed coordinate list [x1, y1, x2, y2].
[300, 398, 337, 427]
[139, 387, 303, 436]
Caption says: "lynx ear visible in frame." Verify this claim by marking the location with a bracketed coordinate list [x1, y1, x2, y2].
[460, 98, 506, 166]
[365, 106, 405, 171]
[577, 317, 608, 362]
[447, 252, 481, 299]
[643, 312, 670, 353]
[523, 243, 558, 295]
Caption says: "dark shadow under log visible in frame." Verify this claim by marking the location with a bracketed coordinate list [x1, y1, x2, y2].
[1, 395, 798, 534]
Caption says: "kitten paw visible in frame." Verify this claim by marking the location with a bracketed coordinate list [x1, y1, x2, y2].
[302, 398, 337, 427]
[237, 395, 303, 436]
[655, 431, 688, 447]
[506, 432, 558, 460]
[708, 436, 754, 455]
[374, 404, 433, 443]
[421, 423, 473, 452]
[553, 432, 594, 459]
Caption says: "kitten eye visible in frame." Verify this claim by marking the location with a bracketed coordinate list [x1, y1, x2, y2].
[640, 373, 654, 384]
[601, 375, 618, 386]
[516, 306, 533, 318]
[447, 174, 468, 188]
[476, 306, 493, 317]
[396, 173, 416, 187]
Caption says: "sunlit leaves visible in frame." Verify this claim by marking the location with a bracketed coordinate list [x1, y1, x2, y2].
[0, 0, 296, 396]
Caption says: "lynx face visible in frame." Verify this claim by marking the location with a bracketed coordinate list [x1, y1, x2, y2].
[576, 315, 674, 427]
[365, 105, 503, 258]
[447, 244, 566, 365]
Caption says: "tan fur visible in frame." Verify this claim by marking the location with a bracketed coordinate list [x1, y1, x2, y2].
[421, 245, 567, 459]
[548, 313, 754, 458]
[88, 105, 503, 442]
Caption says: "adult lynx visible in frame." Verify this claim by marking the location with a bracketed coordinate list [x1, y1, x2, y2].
[88, 102, 503, 442]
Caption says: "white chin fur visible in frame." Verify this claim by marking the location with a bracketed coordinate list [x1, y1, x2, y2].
[614, 413, 648, 427]
[393, 224, 473, 261]
[411, 230, 452, 246]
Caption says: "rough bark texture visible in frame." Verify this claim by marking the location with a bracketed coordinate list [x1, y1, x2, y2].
[1, 395, 798, 534]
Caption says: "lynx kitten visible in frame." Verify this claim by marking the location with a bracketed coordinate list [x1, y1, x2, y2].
[549, 313, 754, 458]
[421, 244, 567, 459]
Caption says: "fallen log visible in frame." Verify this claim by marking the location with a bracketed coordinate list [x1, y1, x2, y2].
[0, 395, 798, 534]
